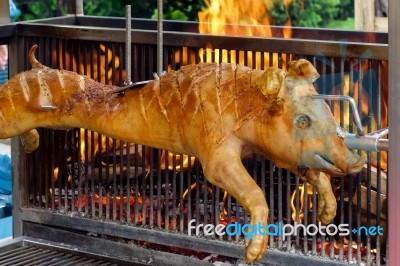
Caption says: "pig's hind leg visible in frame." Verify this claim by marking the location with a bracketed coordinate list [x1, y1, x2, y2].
[201, 144, 269, 263]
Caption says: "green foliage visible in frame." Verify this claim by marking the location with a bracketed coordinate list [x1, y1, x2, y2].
[14, 0, 353, 30]
[326, 17, 354, 29]
[110, 0, 154, 18]
[336, 0, 354, 20]
[16, 0, 58, 21]
[84, 0, 205, 21]
[271, 0, 345, 28]
[151, 0, 205, 21]
[83, 0, 125, 17]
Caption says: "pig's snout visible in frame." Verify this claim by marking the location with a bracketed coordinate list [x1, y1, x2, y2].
[332, 148, 366, 176]
[344, 153, 365, 174]
[310, 147, 365, 177]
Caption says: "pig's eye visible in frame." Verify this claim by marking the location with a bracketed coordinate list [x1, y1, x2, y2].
[295, 114, 312, 128]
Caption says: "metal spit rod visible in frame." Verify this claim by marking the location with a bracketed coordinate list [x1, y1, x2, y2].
[312, 94, 389, 152]
[312, 94, 364, 136]
[157, 0, 163, 76]
[125, 5, 132, 85]
[345, 132, 388, 152]
[118, 2, 162, 92]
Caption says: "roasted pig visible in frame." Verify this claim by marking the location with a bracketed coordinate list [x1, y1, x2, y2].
[0, 45, 365, 262]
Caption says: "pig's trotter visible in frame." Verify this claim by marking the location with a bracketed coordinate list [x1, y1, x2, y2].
[19, 129, 40, 153]
[305, 171, 337, 224]
[243, 205, 269, 262]
[202, 144, 269, 263]
[318, 188, 337, 224]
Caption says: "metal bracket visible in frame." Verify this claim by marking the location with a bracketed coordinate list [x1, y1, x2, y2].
[311, 94, 364, 136]
[345, 128, 388, 152]
[153, 71, 167, 80]
[312, 94, 389, 152]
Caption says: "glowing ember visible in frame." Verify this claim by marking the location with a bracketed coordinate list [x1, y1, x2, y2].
[315, 238, 367, 257]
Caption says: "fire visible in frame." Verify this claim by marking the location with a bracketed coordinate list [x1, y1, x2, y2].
[52, 43, 125, 85]
[290, 183, 314, 223]
[79, 128, 194, 171]
[79, 129, 114, 164]
[198, 0, 275, 36]
[160, 151, 196, 171]
[53, 166, 73, 184]
[52, 129, 194, 187]
[197, 0, 293, 68]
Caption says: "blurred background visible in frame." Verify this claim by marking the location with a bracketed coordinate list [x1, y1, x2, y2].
[15, 0, 357, 29]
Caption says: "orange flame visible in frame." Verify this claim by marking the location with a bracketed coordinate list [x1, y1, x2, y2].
[198, 0, 275, 36]
[198, 0, 293, 68]
[53, 43, 125, 85]
[291, 183, 314, 223]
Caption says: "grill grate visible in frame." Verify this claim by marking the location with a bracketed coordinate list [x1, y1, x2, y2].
[0, 246, 120, 266]
[0, 240, 135, 266]
[0, 247, 117, 266]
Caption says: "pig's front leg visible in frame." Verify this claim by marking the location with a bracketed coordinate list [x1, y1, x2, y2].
[201, 144, 269, 263]
[305, 170, 337, 224]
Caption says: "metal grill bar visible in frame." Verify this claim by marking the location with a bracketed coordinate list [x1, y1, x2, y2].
[0, 246, 120, 266]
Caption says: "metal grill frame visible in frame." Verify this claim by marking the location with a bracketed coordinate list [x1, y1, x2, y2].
[0, 237, 139, 266]
[0, 235, 208, 266]
[0, 15, 389, 265]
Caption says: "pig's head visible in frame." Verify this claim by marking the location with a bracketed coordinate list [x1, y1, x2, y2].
[253, 59, 365, 177]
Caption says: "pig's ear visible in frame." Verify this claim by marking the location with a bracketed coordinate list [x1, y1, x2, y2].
[256, 67, 287, 116]
[257, 67, 287, 100]
[287, 59, 319, 84]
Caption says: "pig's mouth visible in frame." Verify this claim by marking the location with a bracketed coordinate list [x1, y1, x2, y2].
[313, 154, 345, 176]
[313, 154, 364, 176]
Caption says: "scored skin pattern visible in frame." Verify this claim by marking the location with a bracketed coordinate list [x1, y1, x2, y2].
[0, 46, 287, 178]
[2, 46, 282, 157]
[137, 62, 284, 153]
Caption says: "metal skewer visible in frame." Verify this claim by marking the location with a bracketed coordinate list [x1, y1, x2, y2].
[125, 5, 132, 86]
[40, 105, 58, 111]
[312, 94, 389, 151]
[110, 80, 151, 94]
[345, 130, 389, 151]
[312, 94, 364, 136]
[112, 1, 164, 95]
[157, 0, 163, 76]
